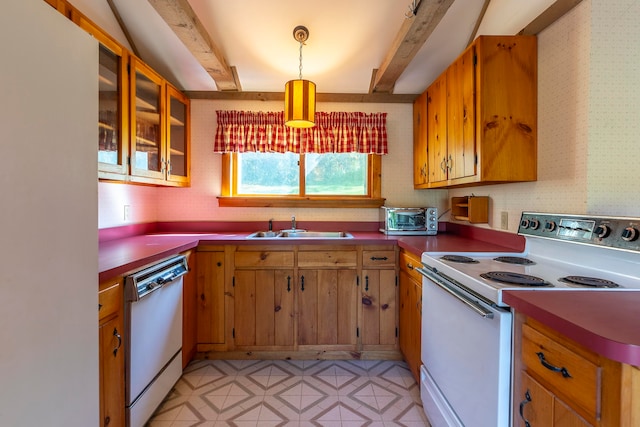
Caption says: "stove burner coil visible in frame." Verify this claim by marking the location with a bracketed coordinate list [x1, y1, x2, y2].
[493, 256, 535, 265]
[480, 271, 552, 287]
[441, 255, 478, 264]
[559, 276, 620, 288]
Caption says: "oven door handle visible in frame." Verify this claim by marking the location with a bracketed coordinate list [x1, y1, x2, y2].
[417, 267, 495, 319]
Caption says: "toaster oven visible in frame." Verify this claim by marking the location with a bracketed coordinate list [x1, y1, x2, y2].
[379, 207, 438, 235]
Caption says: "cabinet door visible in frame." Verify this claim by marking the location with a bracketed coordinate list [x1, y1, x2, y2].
[99, 316, 124, 427]
[519, 371, 554, 427]
[298, 269, 357, 347]
[399, 268, 421, 382]
[413, 90, 428, 188]
[234, 269, 294, 348]
[76, 19, 129, 178]
[196, 252, 225, 345]
[130, 57, 165, 180]
[166, 84, 190, 185]
[447, 46, 476, 181]
[361, 269, 397, 347]
[427, 73, 448, 184]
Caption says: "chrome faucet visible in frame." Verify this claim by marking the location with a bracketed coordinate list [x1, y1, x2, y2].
[268, 218, 273, 231]
[291, 215, 296, 230]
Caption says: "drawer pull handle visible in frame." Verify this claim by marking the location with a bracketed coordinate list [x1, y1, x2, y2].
[406, 263, 414, 270]
[536, 351, 572, 378]
[365, 276, 369, 291]
[287, 276, 291, 292]
[370, 256, 388, 261]
[519, 389, 532, 427]
[301, 275, 305, 292]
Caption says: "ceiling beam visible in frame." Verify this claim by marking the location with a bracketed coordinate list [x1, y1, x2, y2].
[519, 0, 584, 35]
[185, 91, 418, 104]
[370, 0, 455, 94]
[147, 0, 240, 91]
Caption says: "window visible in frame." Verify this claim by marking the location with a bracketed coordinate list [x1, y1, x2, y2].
[215, 110, 387, 207]
[219, 153, 383, 207]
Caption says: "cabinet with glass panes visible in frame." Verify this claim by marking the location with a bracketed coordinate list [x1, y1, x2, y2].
[73, 5, 190, 186]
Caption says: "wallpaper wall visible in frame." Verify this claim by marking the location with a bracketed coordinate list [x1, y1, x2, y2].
[449, 0, 640, 231]
[99, 0, 640, 231]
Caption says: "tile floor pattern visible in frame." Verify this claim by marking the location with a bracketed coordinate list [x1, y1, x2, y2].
[147, 359, 430, 427]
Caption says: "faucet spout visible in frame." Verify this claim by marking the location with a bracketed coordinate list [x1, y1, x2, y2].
[268, 218, 273, 231]
[291, 215, 296, 230]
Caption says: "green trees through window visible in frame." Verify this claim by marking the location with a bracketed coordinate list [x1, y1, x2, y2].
[236, 152, 368, 196]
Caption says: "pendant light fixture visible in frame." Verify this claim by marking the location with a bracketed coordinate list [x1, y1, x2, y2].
[284, 25, 316, 128]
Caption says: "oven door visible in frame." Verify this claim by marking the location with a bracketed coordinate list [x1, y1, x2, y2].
[418, 267, 512, 427]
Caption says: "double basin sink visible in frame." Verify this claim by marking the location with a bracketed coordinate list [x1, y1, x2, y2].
[247, 230, 353, 239]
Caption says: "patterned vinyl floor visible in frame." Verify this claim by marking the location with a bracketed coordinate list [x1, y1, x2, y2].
[147, 359, 430, 427]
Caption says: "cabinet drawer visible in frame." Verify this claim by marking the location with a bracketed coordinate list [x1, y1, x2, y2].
[362, 249, 396, 268]
[98, 281, 121, 321]
[399, 250, 422, 283]
[522, 323, 600, 421]
[298, 250, 357, 268]
[234, 251, 294, 268]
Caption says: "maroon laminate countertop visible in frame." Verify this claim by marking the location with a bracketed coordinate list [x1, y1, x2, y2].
[503, 290, 640, 366]
[98, 228, 522, 283]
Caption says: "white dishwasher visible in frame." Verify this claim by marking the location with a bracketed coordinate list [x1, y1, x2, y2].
[124, 255, 188, 427]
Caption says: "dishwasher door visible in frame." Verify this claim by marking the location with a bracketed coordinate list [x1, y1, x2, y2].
[125, 256, 186, 427]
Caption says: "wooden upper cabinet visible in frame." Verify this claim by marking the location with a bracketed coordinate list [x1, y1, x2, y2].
[74, 13, 129, 180]
[413, 91, 428, 188]
[166, 85, 190, 185]
[426, 73, 448, 185]
[421, 35, 537, 189]
[130, 57, 165, 182]
[446, 45, 476, 181]
[48, 0, 192, 187]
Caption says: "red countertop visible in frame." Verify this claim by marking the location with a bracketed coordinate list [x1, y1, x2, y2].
[98, 222, 524, 282]
[503, 290, 640, 366]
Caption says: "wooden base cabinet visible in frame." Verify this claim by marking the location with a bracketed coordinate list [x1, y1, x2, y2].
[361, 245, 398, 350]
[98, 279, 125, 427]
[196, 248, 226, 352]
[398, 249, 422, 382]
[515, 316, 640, 426]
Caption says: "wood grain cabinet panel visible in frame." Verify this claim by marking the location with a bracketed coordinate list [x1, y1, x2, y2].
[98, 280, 124, 427]
[196, 251, 225, 349]
[514, 317, 640, 427]
[398, 250, 422, 382]
[420, 35, 537, 189]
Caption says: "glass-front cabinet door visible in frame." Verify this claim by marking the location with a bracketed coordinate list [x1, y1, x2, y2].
[166, 85, 190, 185]
[79, 19, 128, 179]
[130, 57, 165, 182]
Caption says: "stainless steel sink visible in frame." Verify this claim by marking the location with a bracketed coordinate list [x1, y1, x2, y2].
[246, 230, 353, 239]
[246, 231, 281, 239]
[280, 231, 353, 238]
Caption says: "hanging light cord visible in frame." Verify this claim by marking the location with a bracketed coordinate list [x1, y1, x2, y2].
[298, 40, 304, 80]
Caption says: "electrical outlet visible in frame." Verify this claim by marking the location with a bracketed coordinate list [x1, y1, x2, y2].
[500, 211, 508, 230]
[124, 205, 131, 221]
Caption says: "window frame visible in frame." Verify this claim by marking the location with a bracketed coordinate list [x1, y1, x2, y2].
[218, 153, 384, 208]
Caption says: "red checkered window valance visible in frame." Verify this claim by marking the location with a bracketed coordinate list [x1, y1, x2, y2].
[213, 110, 388, 154]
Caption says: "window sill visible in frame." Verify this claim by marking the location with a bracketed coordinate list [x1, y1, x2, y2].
[217, 196, 386, 208]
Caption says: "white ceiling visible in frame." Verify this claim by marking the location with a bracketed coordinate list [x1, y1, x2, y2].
[68, 0, 556, 94]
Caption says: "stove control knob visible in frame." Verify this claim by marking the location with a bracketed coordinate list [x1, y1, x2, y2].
[594, 224, 610, 238]
[530, 219, 540, 230]
[544, 221, 557, 232]
[622, 227, 639, 242]
[520, 219, 530, 229]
